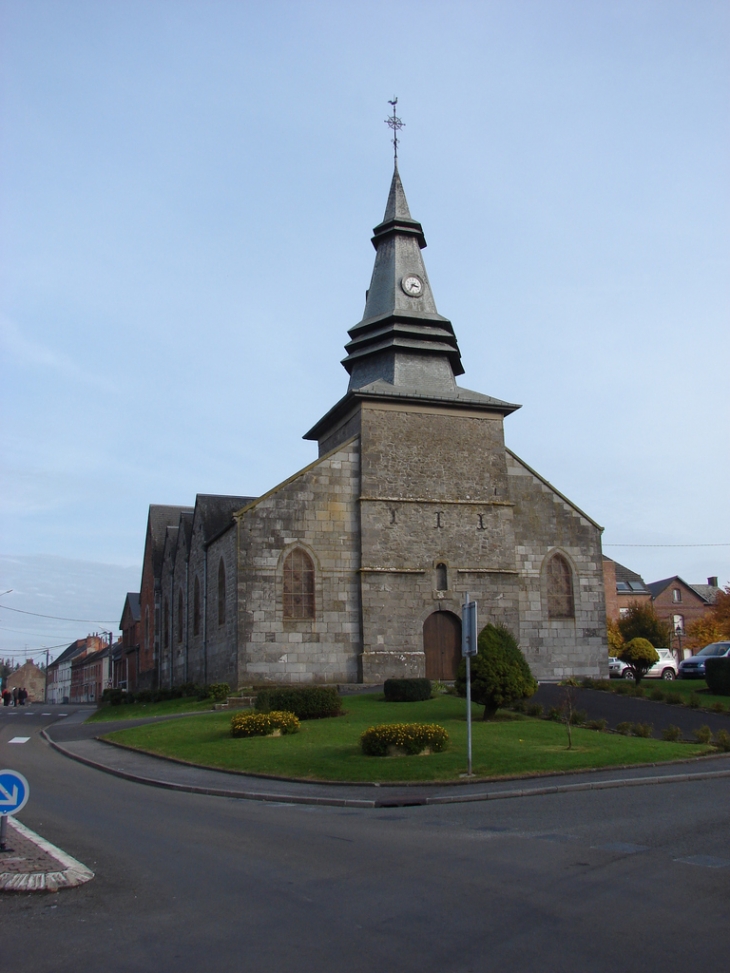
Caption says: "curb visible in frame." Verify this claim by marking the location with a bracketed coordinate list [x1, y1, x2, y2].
[0, 818, 94, 892]
[42, 729, 730, 809]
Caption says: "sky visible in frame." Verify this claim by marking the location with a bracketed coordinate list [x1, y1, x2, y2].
[1, 0, 728, 662]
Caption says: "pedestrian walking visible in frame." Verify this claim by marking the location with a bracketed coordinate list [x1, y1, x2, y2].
[11, 687, 18, 706]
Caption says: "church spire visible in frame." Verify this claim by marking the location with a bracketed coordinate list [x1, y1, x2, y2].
[342, 165, 464, 391]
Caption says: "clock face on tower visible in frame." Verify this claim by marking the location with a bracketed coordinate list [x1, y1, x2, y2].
[401, 274, 424, 297]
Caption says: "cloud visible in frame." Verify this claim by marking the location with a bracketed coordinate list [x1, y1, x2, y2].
[0, 314, 108, 390]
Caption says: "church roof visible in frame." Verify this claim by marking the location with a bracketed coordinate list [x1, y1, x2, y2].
[147, 504, 194, 576]
[341, 166, 463, 382]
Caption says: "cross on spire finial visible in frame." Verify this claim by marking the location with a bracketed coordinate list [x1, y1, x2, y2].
[385, 97, 405, 165]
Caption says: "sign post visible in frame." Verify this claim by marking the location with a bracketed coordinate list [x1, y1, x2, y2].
[0, 769, 29, 852]
[461, 593, 478, 777]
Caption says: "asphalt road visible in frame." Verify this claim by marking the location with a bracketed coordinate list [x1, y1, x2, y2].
[1, 705, 729, 973]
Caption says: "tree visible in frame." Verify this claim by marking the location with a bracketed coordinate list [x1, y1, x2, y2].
[618, 602, 670, 648]
[607, 618, 623, 653]
[685, 585, 730, 649]
[455, 623, 537, 720]
[618, 637, 659, 684]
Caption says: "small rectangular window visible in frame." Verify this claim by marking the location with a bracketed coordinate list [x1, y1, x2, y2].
[672, 588, 682, 603]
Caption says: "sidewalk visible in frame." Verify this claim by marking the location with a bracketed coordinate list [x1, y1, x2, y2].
[44, 713, 730, 810]
[0, 817, 94, 892]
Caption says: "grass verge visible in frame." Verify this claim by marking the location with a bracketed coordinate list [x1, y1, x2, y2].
[606, 678, 729, 710]
[87, 697, 217, 723]
[102, 694, 710, 782]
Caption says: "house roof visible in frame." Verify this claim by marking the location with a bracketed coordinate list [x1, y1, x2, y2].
[122, 592, 140, 623]
[146, 504, 194, 577]
[194, 494, 257, 546]
[646, 576, 721, 605]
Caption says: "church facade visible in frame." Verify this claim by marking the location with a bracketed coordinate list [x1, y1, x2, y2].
[138, 166, 608, 690]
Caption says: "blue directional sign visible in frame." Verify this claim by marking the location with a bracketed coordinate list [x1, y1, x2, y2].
[0, 769, 29, 816]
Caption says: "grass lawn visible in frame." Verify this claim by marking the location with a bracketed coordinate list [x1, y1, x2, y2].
[102, 694, 710, 782]
[87, 697, 218, 723]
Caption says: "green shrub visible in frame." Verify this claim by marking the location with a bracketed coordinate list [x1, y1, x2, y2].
[230, 710, 300, 738]
[705, 657, 730, 696]
[569, 709, 587, 725]
[709, 701, 727, 714]
[631, 686, 646, 698]
[713, 729, 730, 752]
[207, 683, 231, 702]
[547, 706, 562, 721]
[101, 688, 125, 706]
[510, 698, 527, 713]
[255, 686, 342, 720]
[688, 693, 701, 709]
[586, 718, 607, 731]
[617, 602, 670, 649]
[649, 687, 665, 702]
[616, 722, 632, 736]
[526, 703, 544, 718]
[135, 689, 153, 703]
[692, 725, 712, 745]
[665, 691, 682, 705]
[455, 623, 537, 720]
[662, 725, 682, 742]
[617, 638, 660, 684]
[383, 678, 432, 702]
[613, 683, 632, 696]
[360, 723, 448, 757]
[632, 722, 653, 738]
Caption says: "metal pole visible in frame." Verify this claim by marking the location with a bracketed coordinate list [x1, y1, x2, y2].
[0, 815, 8, 852]
[466, 654, 473, 776]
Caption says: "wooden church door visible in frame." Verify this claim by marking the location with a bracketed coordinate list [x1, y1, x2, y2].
[423, 611, 462, 680]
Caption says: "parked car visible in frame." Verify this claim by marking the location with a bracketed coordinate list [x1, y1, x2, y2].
[678, 641, 730, 680]
[609, 649, 677, 680]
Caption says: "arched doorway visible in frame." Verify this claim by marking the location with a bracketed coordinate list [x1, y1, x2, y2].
[423, 611, 462, 680]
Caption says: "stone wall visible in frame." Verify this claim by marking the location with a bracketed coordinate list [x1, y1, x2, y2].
[236, 440, 361, 686]
[358, 402, 521, 681]
[506, 449, 608, 680]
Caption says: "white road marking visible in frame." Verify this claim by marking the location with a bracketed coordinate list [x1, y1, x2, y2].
[675, 855, 730, 868]
[8, 736, 30, 744]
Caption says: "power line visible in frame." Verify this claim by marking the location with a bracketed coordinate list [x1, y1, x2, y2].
[604, 543, 730, 548]
[0, 606, 118, 623]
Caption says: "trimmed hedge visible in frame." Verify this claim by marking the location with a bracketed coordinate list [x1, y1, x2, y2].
[705, 657, 730, 696]
[99, 682, 225, 707]
[360, 722, 448, 756]
[255, 686, 342, 720]
[383, 678, 432, 702]
[230, 710, 300, 738]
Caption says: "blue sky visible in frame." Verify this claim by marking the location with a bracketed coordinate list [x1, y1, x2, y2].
[1, 0, 728, 660]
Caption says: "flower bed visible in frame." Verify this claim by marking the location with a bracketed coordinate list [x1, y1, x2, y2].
[230, 710, 300, 738]
[360, 722, 448, 757]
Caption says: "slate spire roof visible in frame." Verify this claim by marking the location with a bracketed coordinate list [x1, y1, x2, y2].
[342, 165, 464, 388]
[305, 166, 519, 443]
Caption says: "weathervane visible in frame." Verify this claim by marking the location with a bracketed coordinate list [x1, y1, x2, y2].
[385, 97, 405, 165]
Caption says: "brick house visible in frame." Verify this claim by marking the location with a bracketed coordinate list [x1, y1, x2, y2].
[135, 165, 609, 687]
[115, 592, 141, 690]
[647, 576, 722, 641]
[138, 505, 193, 690]
[46, 635, 106, 704]
[602, 557, 652, 621]
[70, 640, 111, 703]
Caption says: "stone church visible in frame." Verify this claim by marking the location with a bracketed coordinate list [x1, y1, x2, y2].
[131, 165, 608, 691]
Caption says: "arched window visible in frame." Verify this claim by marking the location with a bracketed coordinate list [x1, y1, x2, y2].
[163, 597, 170, 648]
[547, 553, 575, 619]
[283, 549, 315, 620]
[177, 589, 184, 643]
[435, 563, 448, 591]
[193, 576, 201, 636]
[217, 559, 226, 626]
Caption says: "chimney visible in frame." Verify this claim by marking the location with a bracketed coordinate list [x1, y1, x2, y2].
[708, 576, 718, 587]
